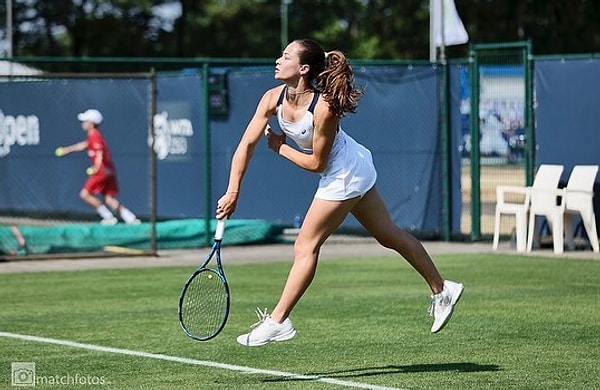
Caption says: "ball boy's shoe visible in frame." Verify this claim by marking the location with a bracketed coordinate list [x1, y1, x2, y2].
[100, 217, 118, 225]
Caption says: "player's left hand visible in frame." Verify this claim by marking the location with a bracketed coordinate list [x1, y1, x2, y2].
[265, 125, 286, 153]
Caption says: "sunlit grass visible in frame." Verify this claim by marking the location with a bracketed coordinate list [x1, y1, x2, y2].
[1, 254, 598, 389]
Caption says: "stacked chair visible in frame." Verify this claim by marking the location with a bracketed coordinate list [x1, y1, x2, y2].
[493, 164, 599, 254]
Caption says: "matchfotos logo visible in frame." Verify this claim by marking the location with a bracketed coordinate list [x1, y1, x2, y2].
[11, 362, 108, 387]
[11, 362, 35, 387]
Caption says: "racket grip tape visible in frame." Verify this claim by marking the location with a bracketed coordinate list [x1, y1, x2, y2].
[215, 218, 227, 241]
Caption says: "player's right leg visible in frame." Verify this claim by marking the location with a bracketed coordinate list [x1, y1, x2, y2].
[237, 196, 360, 346]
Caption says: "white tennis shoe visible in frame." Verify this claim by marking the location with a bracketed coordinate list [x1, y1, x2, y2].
[100, 216, 118, 225]
[237, 308, 296, 347]
[429, 280, 464, 333]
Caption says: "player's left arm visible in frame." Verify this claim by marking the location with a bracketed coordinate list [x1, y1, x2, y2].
[275, 101, 337, 173]
[85, 145, 104, 175]
[91, 150, 103, 172]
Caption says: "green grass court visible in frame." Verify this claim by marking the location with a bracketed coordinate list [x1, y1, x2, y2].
[1, 254, 599, 389]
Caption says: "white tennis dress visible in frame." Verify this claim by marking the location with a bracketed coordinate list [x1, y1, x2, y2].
[275, 88, 377, 201]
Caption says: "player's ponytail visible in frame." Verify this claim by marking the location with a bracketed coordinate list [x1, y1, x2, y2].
[294, 39, 364, 118]
[316, 50, 363, 118]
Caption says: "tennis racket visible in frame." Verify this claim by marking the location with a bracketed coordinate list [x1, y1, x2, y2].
[178, 218, 230, 341]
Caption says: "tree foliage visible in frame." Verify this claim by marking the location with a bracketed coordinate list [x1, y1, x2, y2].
[1, 0, 599, 62]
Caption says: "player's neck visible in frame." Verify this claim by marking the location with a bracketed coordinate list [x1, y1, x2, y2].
[286, 87, 313, 106]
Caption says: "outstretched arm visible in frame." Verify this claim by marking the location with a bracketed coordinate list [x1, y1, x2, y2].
[55, 140, 88, 156]
[216, 87, 281, 219]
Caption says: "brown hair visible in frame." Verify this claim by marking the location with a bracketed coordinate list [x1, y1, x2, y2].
[293, 39, 363, 118]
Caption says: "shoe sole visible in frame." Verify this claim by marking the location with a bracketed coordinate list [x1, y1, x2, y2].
[237, 329, 297, 347]
[271, 329, 297, 343]
[431, 283, 464, 333]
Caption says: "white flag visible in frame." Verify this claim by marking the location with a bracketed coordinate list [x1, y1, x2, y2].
[431, 0, 469, 47]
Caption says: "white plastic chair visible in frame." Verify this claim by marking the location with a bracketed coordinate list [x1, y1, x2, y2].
[563, 165, 599, 253]
[493, 184, 531, 252]
[493, 164, 564, 252]
[526, 165, 566, 254]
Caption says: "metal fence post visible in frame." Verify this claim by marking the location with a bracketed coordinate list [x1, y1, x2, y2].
[202, 63, 212, 247]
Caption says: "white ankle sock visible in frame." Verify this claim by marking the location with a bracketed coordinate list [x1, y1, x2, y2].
[96, 205, 114, 219]
[120, 207, 137, 223]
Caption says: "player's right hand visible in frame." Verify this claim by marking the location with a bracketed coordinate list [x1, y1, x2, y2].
[216, 192, 238, 220]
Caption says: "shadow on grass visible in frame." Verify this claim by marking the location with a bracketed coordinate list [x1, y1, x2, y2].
[263, 362, 501, 383]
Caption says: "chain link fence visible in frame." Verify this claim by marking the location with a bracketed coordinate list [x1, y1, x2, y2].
[0, 72, 157, 258]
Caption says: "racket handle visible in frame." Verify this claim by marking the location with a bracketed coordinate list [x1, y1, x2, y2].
[215, 218, 227, 241]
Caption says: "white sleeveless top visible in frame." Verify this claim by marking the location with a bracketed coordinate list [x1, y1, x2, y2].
[275, 87, 377, 200]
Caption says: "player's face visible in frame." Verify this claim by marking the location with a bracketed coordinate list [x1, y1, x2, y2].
[275, 42, 309, 82]
[81, 121, 93, 131]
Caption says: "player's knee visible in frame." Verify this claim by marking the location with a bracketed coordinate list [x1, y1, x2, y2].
[105, 196, 119, 210]
[374, 226, 405, 250]
[374, 236, 393, 250]
[293, 237, 320, 260]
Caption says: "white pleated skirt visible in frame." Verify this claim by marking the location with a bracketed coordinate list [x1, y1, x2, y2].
[314, 131, 377, 201]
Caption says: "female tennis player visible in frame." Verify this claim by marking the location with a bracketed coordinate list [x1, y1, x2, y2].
[216, 39, 463, 347]
[55, 109, 140, 225]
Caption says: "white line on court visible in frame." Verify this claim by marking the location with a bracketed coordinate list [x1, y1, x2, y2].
[0, 331, 407, 390]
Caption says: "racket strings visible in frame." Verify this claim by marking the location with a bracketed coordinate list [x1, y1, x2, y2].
[181, 270, 228, 339]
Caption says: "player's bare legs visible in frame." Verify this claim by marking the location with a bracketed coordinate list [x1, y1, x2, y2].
[79, 188, 102, 209]
[351, 186, 463, 333]
[105, 194, 139, 224]
[79, 189, 117, 224]
[104, 194, 121, 211]
[79, 188, 115, 223]
[269, 196, 362, 323]
[351, 186, 444, 294]
[239, 186, 462, 344]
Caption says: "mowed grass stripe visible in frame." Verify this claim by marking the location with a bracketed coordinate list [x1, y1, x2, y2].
[0, 331, 404, 390]
[1, 254, 599, 389]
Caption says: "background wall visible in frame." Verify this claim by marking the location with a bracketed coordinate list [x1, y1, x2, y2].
[534, 58, 600, 228]
[1, 57, 599, 237]
[0, 64, 448, 234]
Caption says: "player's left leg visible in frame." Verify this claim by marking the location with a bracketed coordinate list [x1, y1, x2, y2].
[351, 186, 463, 333]
[105, 194, 140, 224]
[351, 186, 444, 293]
[103, 175, 140, 224]
[80, 187, 117, 225]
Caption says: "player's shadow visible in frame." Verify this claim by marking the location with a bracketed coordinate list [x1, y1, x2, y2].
[263, 362, 501, 383]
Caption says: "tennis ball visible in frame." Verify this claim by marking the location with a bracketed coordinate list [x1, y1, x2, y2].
[55, 147, 64, 157]
[207, 274, 213, 280]
[86, 167, 95, 175]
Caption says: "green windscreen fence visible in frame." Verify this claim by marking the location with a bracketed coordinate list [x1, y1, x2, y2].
[0, 219, 280, 257]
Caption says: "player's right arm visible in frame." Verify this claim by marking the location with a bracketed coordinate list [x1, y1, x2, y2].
[216, 86, 283, 219]
[55, 140, 88, 156]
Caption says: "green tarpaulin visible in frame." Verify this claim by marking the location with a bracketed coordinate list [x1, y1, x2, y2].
[0, 219, 281, 256]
